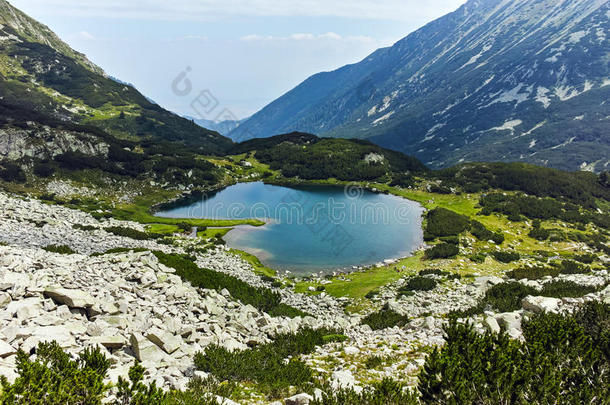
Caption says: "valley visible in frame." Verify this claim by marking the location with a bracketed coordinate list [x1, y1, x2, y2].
[0, 0, 609, 403]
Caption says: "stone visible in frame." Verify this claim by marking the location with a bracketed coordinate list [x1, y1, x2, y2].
[147, 328, 183, 354]
[285, 393, 314, 405]
[0, 292, 11, 308]
[130, 333, 168, 363]
[44, 287, 96, 309]
[331, 370, 362, 393]
[0, 340, 16, 358]
[496, 312, 523, 340]
[90, 336, 127, 350]
[5, 297, 43, 319]
[484, 316, 501, 334]
[343, 346, 359, 355]
[522, 296, 560, 313]
[220, 337, 247, 352]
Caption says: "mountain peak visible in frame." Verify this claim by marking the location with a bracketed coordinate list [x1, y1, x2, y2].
[0, 0, 103, 74]
[231, 0, 610, 172]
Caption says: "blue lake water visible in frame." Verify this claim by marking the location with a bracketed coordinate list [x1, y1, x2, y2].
[156, 182, 424, 275]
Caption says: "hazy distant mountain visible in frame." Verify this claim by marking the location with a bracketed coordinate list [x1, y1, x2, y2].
[230, 0, 610, 172]
[0, 0, 231, 155]
[186, 116, 246, 136]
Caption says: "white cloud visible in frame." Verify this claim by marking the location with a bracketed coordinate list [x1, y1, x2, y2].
[239, 32, 374, 43]
[78, 31, 95, 40]
[10, 0, 467, 22]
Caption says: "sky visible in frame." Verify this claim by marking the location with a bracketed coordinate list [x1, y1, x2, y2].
[10, 0, 466, 120]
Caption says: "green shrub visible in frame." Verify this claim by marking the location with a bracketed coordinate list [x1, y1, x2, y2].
[364, 289, 379, 299]
[153, 252, 306, 318]
[540, 280, 597, 298]
[528, 227, 550, 241]
[424, 243, 459, 260]
[469, 252, 486, 263]
[311, 378, 418, 405]
[43, 244, 76, 255]
[419, 269, 449, 277]
[572, 254, 596, 264]
[194, 328, 335, 397]
[364, 355, 385, 369]
[104, 226, 161, 240]
[0, 161, 26, 183]
[418, 307, 610, 404]
[0, 342, 110, 404]
[573, 301, 610, 360]
[91, 247, 149, 257]
[483, 282, 537, 312]
[508, 266, 559, 280]
[116, 361, 166, 404]
[470, 220, 504, 244]
[401, 276, 438, 292]
[558, 260, 590, 275]
[438, 235, 460, 245]
[322, 334, 348, 344]
[425, 208, 470, 238]
[33, 161, 56, 178]
[73, 224, 98, 231]
[361, 309, 409, 330]
[492, 251, 520, 263]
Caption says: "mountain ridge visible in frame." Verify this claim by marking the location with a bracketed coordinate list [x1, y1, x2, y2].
[230, 0, 610, 172]
[0, 0, 232, 155]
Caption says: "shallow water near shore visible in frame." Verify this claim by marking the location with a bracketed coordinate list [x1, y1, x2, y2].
[156, 182, 424, 275]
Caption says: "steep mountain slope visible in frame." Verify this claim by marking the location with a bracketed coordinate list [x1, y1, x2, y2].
[230, 0, 610, 172]
[0, 0, 232, 155]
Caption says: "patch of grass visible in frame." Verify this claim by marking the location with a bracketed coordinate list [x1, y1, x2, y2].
[361, 309, 409, 331]
[199, 227, 232, 240]
[230, 249, 276, 278]
[43, 245, 76, 255]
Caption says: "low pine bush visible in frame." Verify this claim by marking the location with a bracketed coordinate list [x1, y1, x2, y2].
[508, 266, 559, 280]
[419, 269, 450, 277]
[104, 226, 162, 241]
[361, 309, 409, 330]
[492, 251, 520, 263]
[194, 328, 338, 397]
[540, 280, 597, 298]
[470, 220, 504, 244]
[572, 254, 596, 264]
[401, 276, 438, 292]
[558, 260, 590, 274]
[418, 304, 610, 404]
[424, 243, 459, 260]
[425, 208, 470, 239]
[483, 282, 537, 312]
[311, 378, 418, 405]
[43, 244, 76, 255]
